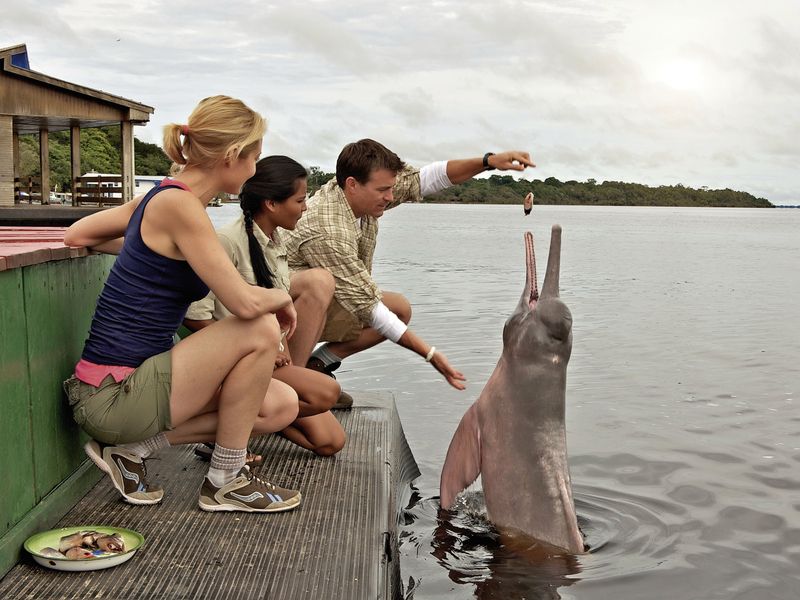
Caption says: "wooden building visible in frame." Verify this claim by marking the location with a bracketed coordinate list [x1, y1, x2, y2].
[0, 43, 153, 207]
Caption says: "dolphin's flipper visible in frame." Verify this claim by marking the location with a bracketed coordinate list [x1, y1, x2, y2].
[439, 403, 482, 509]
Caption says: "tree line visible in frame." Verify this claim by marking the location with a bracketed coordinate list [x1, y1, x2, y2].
[18, 127, 772, 207]
[423, 175, 773, 208]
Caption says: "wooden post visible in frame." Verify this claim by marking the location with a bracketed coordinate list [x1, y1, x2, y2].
[39, 127, 50, 205]
[0, 116, 13, 207]
[120, 121, 134, 203]
[12, 128, 19, 179]
[70, 125, 81, 206]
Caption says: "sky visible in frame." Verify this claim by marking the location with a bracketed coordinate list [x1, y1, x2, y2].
[3, 0, 799, 204]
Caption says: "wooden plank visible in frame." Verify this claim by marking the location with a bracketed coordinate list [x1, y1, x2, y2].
[39, 129, 49, 205]
[1, 248, 52, 269]
[51, 260, 87, 474]
[70, 125, 80, 206]
[76, 177, 123, 183]
[0, 268, 36, 537]
[121, 122, 133, 203]
[24, 262, 61, 501]
[75, 188, 123, 193]
[0, 206, 108, 228]
[23, 262, 79, 501]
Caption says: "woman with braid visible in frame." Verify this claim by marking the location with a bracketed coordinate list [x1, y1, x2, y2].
[63, 96, 302, 513]
[185, 156, 346, 457]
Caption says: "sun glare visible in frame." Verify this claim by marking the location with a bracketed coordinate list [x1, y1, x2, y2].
[654, 59, 705, 91]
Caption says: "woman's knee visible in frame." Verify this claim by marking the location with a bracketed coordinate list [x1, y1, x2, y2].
[248, 313, 281, 350]
[314, 431, 346, 457]
[305, 379, 340, 413]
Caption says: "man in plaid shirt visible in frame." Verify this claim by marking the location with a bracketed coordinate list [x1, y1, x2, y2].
[283, 139, 534, 392]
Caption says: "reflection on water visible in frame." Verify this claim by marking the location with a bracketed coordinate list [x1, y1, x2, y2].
[210, 204, 800, 599]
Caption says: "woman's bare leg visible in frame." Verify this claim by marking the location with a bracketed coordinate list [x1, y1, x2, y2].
[169, 314, 285, 450]
[272, 363, 345, 456]
[282, 413, 345, 456]
[273, 364, 339, 417]
[165, 379, 299, 445]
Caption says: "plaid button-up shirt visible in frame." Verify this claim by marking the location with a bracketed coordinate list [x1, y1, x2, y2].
[283, 166, 422, 325]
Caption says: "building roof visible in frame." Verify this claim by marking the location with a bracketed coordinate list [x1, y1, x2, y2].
[0, 43, 154, 134]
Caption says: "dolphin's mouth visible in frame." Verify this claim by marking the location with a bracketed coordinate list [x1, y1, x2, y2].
[525, 231, 539, 310]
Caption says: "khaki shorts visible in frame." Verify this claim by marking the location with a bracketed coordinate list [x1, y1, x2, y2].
[320, 299, 364, 343]
[63, 350, 173, 445]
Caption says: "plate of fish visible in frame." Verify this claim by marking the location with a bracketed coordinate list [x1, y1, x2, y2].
[24, 526, 144, 571]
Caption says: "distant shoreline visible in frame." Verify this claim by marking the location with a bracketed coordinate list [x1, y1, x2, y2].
[422, 176, 773, 209]
[420, 196, 776, 210]
[419, 200, 788, 208]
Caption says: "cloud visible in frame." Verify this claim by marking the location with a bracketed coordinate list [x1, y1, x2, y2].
[3, 0, 798, 202]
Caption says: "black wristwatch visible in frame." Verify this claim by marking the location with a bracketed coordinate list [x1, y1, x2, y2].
[482, 152, 496, 170]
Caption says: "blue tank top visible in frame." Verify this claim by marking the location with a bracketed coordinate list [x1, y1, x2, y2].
[81, 183, 210, 367]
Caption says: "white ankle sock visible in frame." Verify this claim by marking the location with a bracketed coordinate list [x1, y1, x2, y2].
[312, 344, 341, 367]
[121, 432, 170, 458]
[207, 444, 247, 487]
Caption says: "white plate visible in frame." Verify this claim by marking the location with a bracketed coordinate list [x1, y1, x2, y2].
[25, 525, 144, 572]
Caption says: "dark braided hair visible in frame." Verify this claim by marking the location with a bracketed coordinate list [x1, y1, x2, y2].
[238, 156, 308, 289]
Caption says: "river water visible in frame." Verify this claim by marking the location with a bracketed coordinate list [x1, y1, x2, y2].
[210, 203, 800, 599]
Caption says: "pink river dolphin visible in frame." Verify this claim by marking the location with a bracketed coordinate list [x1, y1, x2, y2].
[439, 226, 585, 554]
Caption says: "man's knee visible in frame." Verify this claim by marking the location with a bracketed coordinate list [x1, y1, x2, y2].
[292, 269, 335, 303]
[383, 292, 412, 324]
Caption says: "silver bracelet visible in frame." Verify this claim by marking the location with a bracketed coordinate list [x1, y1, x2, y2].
[425, 346, 436, 362]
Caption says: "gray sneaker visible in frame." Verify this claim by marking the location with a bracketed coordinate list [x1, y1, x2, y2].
[306, 357, 354, 409]
[84, 440, 164, 505]
[199, 466, 301, 513]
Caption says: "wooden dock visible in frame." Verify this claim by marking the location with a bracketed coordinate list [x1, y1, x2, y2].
[0, 206, 106, 228]
[0, 392, 420, 600]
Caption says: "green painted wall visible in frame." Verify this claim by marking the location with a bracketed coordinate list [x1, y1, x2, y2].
[0, 254, 113, 577]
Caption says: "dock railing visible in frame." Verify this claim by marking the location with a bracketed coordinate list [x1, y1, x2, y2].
[13, 177, 42, 204]
[74, 175, 124, 207]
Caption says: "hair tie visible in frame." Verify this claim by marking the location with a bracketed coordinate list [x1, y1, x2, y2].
[181, 124, 190, 136]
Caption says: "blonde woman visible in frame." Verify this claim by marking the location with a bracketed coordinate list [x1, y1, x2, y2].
[63, 96, 301, 513]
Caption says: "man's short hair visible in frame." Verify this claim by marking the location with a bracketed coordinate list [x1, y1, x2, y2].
[335, 139, 405, 188]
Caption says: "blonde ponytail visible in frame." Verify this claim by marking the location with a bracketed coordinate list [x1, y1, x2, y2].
[163, 95, 266, 173]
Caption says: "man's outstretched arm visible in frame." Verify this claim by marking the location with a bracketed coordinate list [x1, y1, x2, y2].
[445, 150, 535, 184]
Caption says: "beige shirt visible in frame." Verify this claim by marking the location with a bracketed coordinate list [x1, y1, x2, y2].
[185, 214, 290, 322]
[282, 165, 422, 325]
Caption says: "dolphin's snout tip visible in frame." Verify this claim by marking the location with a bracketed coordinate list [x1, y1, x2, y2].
[552, 224, 562, 233]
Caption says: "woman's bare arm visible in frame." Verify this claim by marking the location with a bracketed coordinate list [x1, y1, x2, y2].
[158, 192, 295, 329]
[63, 197, 141, 250]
